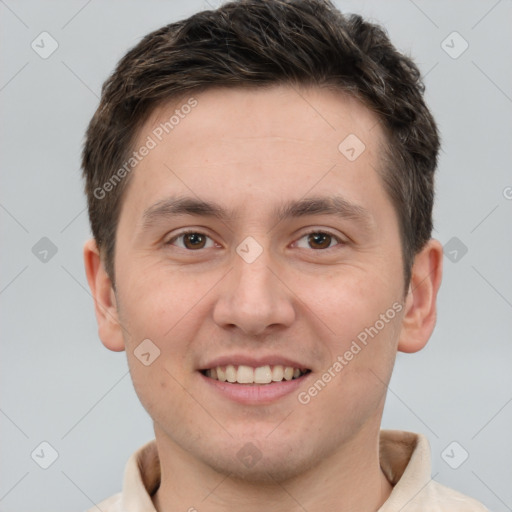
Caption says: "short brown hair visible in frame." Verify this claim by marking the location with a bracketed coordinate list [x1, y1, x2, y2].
[82, 0, 440, 288]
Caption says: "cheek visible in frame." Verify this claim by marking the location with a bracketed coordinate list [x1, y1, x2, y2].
[302, 314, 400, 435]
[302, 266, 403, 404]
[116, 267, 213, 398]
[128, 360, 194, 436]
[304, 265, 402, 340]
[117, 263, 207, 342]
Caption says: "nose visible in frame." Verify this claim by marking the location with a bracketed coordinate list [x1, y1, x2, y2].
[212, 247, 296, 336]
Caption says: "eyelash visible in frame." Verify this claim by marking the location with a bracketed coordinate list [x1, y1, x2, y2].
[165, 229, 346, 251]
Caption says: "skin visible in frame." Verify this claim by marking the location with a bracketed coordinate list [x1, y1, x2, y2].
[84, 85, 443, 512]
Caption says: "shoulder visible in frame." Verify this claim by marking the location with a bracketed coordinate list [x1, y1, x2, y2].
[379, 430, 489, 511]
[407, 479, 490, 511]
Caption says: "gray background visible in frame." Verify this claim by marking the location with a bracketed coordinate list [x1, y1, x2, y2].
[1, 0, 511, 510]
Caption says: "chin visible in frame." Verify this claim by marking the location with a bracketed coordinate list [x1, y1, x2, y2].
[202, 443, 319, 485]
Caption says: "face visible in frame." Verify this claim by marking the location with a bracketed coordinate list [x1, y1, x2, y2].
[111, 85, 407, 481]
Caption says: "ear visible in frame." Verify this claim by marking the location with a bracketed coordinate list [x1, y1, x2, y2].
[83, 239, 125, 352]
[397, 238, 443, 353]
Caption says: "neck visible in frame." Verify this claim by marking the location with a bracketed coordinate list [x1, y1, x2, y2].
[151, 424, 393, 512]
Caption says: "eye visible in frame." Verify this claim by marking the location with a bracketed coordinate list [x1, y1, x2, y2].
[294, 231, 345, 250]
[166, 231, 216, 250]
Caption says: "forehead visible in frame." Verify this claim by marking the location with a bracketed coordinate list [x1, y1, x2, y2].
[144, 84, 382, 151]
[123, 85, 387, 219]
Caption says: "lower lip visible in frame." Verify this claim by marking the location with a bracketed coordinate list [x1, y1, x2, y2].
[199, 372, 310, 405]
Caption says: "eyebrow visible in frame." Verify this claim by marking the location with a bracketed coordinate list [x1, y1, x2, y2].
[141, 195, 374, 231]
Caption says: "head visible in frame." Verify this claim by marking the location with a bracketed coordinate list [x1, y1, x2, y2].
[83, 0, 442, 483]
[83, 0, 439, 290]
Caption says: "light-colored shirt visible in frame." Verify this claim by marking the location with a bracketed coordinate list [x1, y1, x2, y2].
[88, 430, 489, 511]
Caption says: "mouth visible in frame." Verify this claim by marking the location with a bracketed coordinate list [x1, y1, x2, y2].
[200, 364, 311, 385]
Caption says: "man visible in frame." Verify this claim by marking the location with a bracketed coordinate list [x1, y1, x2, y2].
[82, 0, 489, 510]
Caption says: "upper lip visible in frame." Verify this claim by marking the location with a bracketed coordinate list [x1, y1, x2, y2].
[199, 354, 310, 371]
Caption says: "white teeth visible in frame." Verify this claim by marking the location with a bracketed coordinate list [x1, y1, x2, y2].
[237, 365, 254, 384]
[272, 365, 284, 381]
[205, 364, 307, 384]
[225, 364, 237, 383]
[254, 365, 272, 384]
[216, 366, 227, 382]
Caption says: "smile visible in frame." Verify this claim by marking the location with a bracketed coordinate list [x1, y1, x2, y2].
[201, 364, 311, 385]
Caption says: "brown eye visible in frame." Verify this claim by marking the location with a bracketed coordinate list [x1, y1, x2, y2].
[167, 231, 215, 250]
[307, 232, 334, 249]
[293, 230, 345, 251]
[183, 233, 207, 249]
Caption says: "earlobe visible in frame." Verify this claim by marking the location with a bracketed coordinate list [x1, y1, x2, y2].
[397, 239, 443, 354]
[83, 239, 125, 352]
